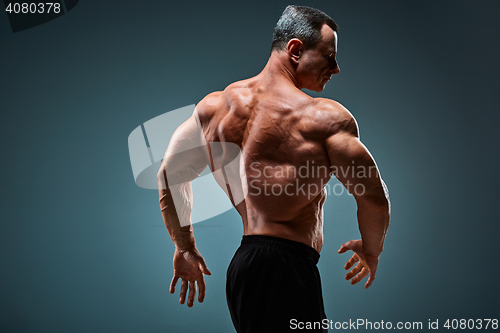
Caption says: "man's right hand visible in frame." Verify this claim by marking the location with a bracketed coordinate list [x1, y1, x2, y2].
[338, 239, 379, 289]
[170, 247, 212, 307]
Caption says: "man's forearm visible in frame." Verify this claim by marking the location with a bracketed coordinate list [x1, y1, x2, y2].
[158, 169, 196, 250]
[356, 181, 390, 256]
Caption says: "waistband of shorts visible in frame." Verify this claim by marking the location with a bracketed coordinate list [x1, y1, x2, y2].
[241, 235, 320, 263]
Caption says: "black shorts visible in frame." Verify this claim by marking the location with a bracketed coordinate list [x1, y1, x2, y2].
[226, 235, 327, 332]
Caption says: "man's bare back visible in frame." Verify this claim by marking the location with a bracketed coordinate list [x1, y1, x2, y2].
[196, 74, 354, 253]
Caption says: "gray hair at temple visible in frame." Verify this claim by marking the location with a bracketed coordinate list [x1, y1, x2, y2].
[271, 5, 339, 52]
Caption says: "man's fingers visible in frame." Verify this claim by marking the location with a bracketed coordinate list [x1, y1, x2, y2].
[344, 253, 359, 270]
[170, 275, 179, 294]
[198, 277, 206, 303]
[350, 267, 368, 285]
[198, 261, 212, 276]
[179, 279, 188, 304]
[365, 273, 376, 289]
[187, 281, 196, 307]
[337, 242, 351, 254]
[345, 262, 363, 280]
[338, 240, 379, 288]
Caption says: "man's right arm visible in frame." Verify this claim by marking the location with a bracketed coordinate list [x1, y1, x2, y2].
[324, 101, 390, 288]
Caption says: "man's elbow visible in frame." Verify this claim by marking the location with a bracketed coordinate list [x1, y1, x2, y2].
[355, 181, 390, 210]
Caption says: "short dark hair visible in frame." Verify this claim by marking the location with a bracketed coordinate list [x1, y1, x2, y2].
[271, 5, 338, 52]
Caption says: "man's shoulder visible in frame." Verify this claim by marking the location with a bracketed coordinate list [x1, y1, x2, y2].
[311, 98, 354, 122]
[196, 78, 256, 119]
[310, 97, 358, 138]
[195, 91, 226, 122]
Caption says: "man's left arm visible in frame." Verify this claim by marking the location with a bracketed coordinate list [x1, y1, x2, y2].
[157, 109, 212, 307]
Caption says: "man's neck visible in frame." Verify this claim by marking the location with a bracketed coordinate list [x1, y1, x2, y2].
[259, 52, 302, 90]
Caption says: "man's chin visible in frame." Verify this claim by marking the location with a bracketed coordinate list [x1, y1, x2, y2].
[313, 84, 326, 92]
[304, 84, 325, 93]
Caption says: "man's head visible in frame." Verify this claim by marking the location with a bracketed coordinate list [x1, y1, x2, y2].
[271, 5, 338, 52]
[272, 5, 340, 92]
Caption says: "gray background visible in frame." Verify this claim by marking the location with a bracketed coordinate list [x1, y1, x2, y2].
[1, 0, 499, 332]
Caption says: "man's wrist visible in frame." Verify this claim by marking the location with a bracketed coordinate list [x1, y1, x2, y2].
[362, 245, 382, 257]
[175, 244, 197, 252]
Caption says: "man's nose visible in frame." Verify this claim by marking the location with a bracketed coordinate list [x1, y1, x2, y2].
[330, 60, 340, 75]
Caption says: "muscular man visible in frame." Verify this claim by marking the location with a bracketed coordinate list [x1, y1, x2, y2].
[157, 5, 390, 333]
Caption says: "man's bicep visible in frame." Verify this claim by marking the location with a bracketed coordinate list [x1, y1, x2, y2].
[158, 112, 209, 187]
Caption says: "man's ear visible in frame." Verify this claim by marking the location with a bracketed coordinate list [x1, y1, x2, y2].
[286, 38, 303, 65]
